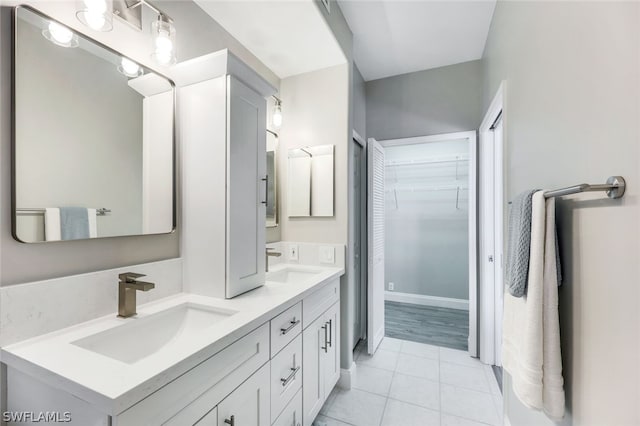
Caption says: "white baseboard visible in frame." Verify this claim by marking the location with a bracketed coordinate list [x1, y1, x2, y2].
[385, 291, 469, 311]
[337, 362, 356, 390]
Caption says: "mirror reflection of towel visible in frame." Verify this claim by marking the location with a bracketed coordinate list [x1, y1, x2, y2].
[45, 207, 97, 241]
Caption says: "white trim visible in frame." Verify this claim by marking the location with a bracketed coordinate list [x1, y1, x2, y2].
[478, 81, 507, 366]
[379, 130, 477, 148]
[352, 130, 366, 147]
[337, 362, 356, 390]
[385, 291, 469, 311]
[379, 130, 478, 359]
[468, 131, 479, 358]
[504, 415, 512, 426]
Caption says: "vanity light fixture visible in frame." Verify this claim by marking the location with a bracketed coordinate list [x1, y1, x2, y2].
[42, 21, 79, 48]
[150, 14, 176, 66]
[76, 0, 113, 32]
[272, 96, 283, 129]
[74, 0, 178, 66]
[118, 57, 144, 78]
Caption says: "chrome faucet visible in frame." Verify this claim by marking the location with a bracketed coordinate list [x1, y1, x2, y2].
[266, 248, 282, 272]
[118, 272, 155, 318]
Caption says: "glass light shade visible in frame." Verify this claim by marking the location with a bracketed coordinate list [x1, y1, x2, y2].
[151, 16, 176, 66]
[76, 0, 113, 32]
[272, 102, 283, 129]
[42, 21, 79, 48]
[118, 57, 144, 78]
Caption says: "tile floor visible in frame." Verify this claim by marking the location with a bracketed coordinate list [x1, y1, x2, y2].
[313, 337, 503, 426]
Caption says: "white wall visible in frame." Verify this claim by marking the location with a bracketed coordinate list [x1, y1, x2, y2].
[483, 2, 640, 424]
[384, 139, 469, 300]
[278, 64, 349, 245]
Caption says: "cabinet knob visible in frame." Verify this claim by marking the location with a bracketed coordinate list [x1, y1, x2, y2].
[224, 415, 235, 426]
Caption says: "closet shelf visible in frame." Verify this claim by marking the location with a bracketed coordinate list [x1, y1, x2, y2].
[386, 155, 470, 167]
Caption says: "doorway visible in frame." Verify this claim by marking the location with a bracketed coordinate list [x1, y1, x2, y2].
[366, 131, 478, 356]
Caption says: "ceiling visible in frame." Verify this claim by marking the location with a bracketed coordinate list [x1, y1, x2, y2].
[338, 0, 497, 81]
[194, 0, 346, 80]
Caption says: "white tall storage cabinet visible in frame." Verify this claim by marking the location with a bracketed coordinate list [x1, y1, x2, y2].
[177, 50, 276, 298]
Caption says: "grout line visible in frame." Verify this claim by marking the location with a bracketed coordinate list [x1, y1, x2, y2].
[438, 348, 443, 426]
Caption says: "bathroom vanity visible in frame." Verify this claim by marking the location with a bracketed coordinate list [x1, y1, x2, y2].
[2, 264, 342, 426]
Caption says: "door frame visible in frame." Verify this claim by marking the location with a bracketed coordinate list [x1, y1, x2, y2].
[378, 131, 479, 358]
[352, 130, 367, 347]
[478, 81, 506, 365]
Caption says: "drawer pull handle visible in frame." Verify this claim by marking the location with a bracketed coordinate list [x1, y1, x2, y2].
[281, 366, 301, 387]
[321, 324, 328, 353]
[280, 317, 300, 335]
[224, 415, 235, 426]
[326, 319, 332, 347]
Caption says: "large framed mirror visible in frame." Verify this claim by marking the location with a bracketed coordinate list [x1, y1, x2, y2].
[287, 144, 334, 217]
[13, 6, 175, 243]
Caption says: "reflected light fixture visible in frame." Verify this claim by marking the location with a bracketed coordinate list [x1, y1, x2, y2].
[76, 0, 113, 32]
[42, 21, 79, 48]
[118, 57, 144, 78]
[272, 96, 283, 129]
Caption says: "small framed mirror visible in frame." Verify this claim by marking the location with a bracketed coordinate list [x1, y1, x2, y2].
[287, 144, 334, 217]
[13, 6, 175, 243]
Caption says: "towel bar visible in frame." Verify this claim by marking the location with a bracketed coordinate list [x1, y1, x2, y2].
[16, 208, 111, 216]
[507, 176, 626, 204]
[543, 176, 625, 199]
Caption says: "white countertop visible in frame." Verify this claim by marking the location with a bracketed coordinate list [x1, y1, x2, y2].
[1, 264, 343, 416]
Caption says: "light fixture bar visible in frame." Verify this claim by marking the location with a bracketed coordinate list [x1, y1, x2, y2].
[113, 0, 172, 31]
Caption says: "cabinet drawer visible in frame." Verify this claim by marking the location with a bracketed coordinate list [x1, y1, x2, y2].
[125, 323, 270, 426]
[271, 302, 302, 356]
[302, 279, 339, 328]
[272, 389, 302, 426]
[271, 334, 303, 423]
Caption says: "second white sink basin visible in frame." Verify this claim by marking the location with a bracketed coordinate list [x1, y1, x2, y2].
[267, 266, 322, 284]
[72, 303, 237, 364]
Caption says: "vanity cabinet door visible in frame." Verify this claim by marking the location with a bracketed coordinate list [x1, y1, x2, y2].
[226, 76, 267, 298]
[323, 302, 340, 392]
[302, 315, 326, 426]
[217, 363, 270, 426]
[194, 407, 217, 426]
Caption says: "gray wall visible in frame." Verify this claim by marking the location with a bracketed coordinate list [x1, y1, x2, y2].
[483, 1, 639, 425]
[385, 140, 469, 300]
[15, 19, 143, 240]
[366, 60, 483, 141]
[0, 1, 279, 286]
[353, 64, 366, 140]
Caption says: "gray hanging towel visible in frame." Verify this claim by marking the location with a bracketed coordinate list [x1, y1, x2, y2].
[60, 207, 90, 240]
[505, 190, 537, 297]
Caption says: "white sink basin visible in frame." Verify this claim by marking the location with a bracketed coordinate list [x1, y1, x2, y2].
[267, 266, 322, 284]
[72, 303, 237, 364]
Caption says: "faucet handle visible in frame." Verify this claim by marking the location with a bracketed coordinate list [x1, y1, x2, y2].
[119, 272, 146, 283]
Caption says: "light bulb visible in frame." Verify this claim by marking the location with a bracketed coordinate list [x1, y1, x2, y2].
[84, 0, 108, 13]
[48, 22, 74, 44]
[118, 57, 143, 78]
[151, 16, 176, 66]
[272, 103, 283, 129]
[84, 11, 106, 30]
[76, 0, 113, 32]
